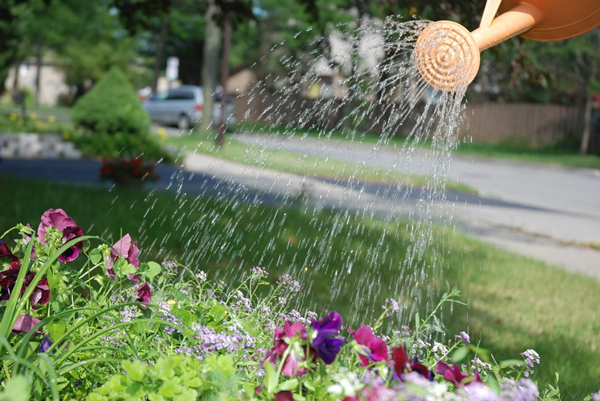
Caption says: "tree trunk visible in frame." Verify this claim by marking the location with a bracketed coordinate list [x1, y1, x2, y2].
[218, 15, 232, 148]
[34, 37, 42, 106]
[12, 57, 22, 94]
[199, 0, 222, 136]
[153, 19, 168, 94]
[580, 92, 593, 155]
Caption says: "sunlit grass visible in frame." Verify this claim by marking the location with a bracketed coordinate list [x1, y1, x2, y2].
[167, 132, 476, 194]
[234, 122, 600, 171]
[0, 175, 598, 398]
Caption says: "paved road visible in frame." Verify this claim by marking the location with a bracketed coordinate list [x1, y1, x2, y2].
[235, 133, 600, 278]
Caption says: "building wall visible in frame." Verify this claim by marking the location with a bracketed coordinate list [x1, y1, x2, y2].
[3, 61, 70, 105]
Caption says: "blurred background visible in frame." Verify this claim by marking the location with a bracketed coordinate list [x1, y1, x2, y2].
[0, 0, 599, 396]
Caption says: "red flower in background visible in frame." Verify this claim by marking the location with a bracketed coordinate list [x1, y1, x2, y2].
[99, 158, 160, 185]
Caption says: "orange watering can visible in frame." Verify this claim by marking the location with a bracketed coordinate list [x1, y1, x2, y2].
[415, 0, 600, 92]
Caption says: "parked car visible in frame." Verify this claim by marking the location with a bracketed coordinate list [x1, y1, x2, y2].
[142, 85, 236, 130]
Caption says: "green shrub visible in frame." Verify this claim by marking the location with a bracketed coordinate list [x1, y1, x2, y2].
[72, 67, 150, 135]
[74, 132, 172, 162]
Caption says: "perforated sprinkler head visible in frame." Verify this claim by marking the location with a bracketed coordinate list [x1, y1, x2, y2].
[414, 21, 480, 93]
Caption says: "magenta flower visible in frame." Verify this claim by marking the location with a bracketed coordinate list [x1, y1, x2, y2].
[274, 392, 294, 401]
[105, 234, 140, 279]
[348, 324, 388, 366]
[37, 209, 83, 262]
[392, 345, 434, 381]
[0, 264, 50, 308]
[136, 283, 151, 305]
[264, 321, 312, 377]
[435, 361, 482, 387]
[311, 311, 345, 364]
[12, 314, 41, 334]
[0, 240, 18, 263]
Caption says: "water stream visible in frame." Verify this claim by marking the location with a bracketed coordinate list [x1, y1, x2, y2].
[128, 18, 472, 327]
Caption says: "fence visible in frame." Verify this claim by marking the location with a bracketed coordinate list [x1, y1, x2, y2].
[233, 93, 585, 148]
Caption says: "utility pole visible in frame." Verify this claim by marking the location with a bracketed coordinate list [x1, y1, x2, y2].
[218, 15, 232, 148]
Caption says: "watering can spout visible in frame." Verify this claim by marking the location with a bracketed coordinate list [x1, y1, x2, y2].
[415, 0, 600, 92]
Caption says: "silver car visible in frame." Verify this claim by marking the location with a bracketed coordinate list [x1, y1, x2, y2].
[142, 85, 236, 130]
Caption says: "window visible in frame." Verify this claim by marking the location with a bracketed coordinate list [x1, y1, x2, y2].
[166, 90, 195, 100]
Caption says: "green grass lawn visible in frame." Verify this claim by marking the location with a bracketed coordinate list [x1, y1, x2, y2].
[0, 103, 73, 119]
[234, 122, 600, 171]
[0, 175, 598, 398]
[167, 132, 476, 194]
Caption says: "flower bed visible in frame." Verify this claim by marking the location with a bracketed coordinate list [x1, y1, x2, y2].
[0, 209, 598, 400]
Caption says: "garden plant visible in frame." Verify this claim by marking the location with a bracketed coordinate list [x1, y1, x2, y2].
[1, 208, 599, 400]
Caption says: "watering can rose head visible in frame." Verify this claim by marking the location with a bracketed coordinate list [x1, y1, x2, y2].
[414, 0, 600, 92]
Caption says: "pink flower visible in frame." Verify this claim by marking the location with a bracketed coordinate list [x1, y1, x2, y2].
[12, 314, 41, 334]
[264, 321, 313, 377]
[136, 283, 151, 306]
[105, 234, 140, 280]
[37, 209, 84, 262]
[348, 324, 388, 366]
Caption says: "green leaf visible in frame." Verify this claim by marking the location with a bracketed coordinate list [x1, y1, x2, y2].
[414, 312, 420, 333]
[451, 347, 469, 363]
[121, 263, 137, 275]
[90, 248, 102, 264]
[278, 379, 298, 391]
[499, 359, 524, 369]
[0, 375, 30, 401]
[264, 360, 278, 394]
[48, 320, 67, 340]
[144, 261, 161, 280]
[122, 360, 146, 382]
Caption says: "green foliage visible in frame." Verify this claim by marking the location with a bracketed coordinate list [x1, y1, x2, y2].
[72, 67, 151, 135]
[0, 375, 31, 401]
[89, 354, 238, 401]
[74, 132, 172, 162]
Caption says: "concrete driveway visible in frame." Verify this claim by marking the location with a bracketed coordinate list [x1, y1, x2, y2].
[235, 133, 600, 278]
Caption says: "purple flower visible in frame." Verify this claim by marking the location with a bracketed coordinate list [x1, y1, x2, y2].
[590, 391, 600, 401]
[12, 314, 41, 335]
[39, 334, 55, 354]
[136, 283, 151, 306]
[311, 311, 345, 364]
[348, 324, 388, 366]
[455, 331, 470, 344]
[501, 378, 539, 400]
[105, 234, 141, 279]
[37, 209, 84, 262]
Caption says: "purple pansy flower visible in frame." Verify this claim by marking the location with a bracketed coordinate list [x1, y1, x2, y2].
[311, 311, 345, 364]
[105, 234, 140, 280]
[39, 334, 56, 354]
[37, 209, 84, 262]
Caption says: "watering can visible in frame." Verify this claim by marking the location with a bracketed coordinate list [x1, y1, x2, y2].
[415, 0, 600, 92]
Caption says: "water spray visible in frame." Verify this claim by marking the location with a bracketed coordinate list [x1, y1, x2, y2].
[415, 0, 600, 92]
